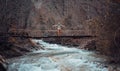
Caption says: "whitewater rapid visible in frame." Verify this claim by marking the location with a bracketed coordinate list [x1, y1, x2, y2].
[7, 39, 109, 71]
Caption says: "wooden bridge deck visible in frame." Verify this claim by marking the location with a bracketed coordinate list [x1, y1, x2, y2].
[0, 29, 95, 39]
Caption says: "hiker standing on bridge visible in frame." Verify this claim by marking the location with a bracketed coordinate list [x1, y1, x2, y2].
[53, 22, 65, 36]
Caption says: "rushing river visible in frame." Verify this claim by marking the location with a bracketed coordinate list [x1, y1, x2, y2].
[6, 39, 110, 71]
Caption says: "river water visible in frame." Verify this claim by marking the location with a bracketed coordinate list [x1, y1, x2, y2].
[6, 39, 111, 71]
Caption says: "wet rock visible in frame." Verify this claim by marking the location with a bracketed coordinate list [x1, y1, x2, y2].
[0, 63, 6, 71]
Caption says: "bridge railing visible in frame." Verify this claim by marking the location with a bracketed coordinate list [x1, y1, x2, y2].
[0, 29, 94, 38]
